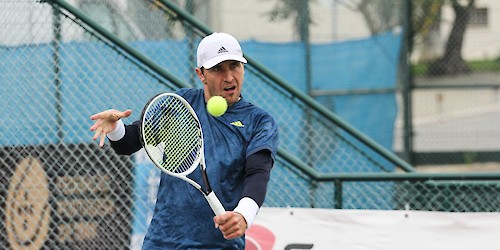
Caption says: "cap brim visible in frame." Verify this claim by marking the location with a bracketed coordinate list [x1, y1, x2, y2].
[202, 54, 247, 69]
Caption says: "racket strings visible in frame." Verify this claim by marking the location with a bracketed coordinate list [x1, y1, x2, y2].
[143, 96, 202, 174]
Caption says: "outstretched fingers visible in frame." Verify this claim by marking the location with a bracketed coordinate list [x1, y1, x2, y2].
[89, 109, 132, 147]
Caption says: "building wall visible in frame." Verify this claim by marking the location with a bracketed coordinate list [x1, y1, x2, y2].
[463, 0, 500, 60]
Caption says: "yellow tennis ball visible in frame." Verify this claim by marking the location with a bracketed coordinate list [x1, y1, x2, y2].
[206, 96, 228, 117]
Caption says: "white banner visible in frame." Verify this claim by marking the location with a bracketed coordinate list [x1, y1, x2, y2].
[246, 207, 500, 250]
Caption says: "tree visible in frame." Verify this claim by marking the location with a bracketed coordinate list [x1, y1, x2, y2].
[427, 0, 475, 76]
[265, 0, 315, 42]
[336, 0, 403, 35]
[265, 0, 315, 92]
[340, 0, 475, 76]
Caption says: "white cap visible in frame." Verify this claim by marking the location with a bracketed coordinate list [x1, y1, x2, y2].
[197, 32, 247, 69]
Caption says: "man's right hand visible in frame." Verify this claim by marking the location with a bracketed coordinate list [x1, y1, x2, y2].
[90, 109, 132, 147]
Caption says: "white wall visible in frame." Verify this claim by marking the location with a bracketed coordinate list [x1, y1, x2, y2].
[463, 0, 500, 59]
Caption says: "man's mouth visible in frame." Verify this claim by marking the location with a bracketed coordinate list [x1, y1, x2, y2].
[224, 86, 236, 92]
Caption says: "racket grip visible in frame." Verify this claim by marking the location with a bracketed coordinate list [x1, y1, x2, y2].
[205, 191, 226, 216]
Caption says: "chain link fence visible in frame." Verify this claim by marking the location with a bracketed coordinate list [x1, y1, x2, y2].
[2, 0, 500, 249]
[395, 0, 500, 167]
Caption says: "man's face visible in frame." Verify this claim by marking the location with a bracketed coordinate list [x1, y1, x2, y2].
[197, 60, 244, 106]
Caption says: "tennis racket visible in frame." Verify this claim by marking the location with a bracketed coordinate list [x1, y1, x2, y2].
[140, 92, 225, 216]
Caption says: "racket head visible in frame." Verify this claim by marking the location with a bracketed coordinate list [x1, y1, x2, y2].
[140, 93, 203, 177]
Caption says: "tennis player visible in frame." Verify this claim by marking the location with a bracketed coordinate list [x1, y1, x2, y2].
[90, 32, 279, 249]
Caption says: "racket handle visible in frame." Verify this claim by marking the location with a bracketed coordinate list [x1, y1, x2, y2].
[205, 191, 226, 216]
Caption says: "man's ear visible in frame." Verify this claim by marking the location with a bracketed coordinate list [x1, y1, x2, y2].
[195, 68, 205, 83]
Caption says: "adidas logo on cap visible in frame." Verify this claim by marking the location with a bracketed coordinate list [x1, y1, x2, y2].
[218, 46, 228, 54]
